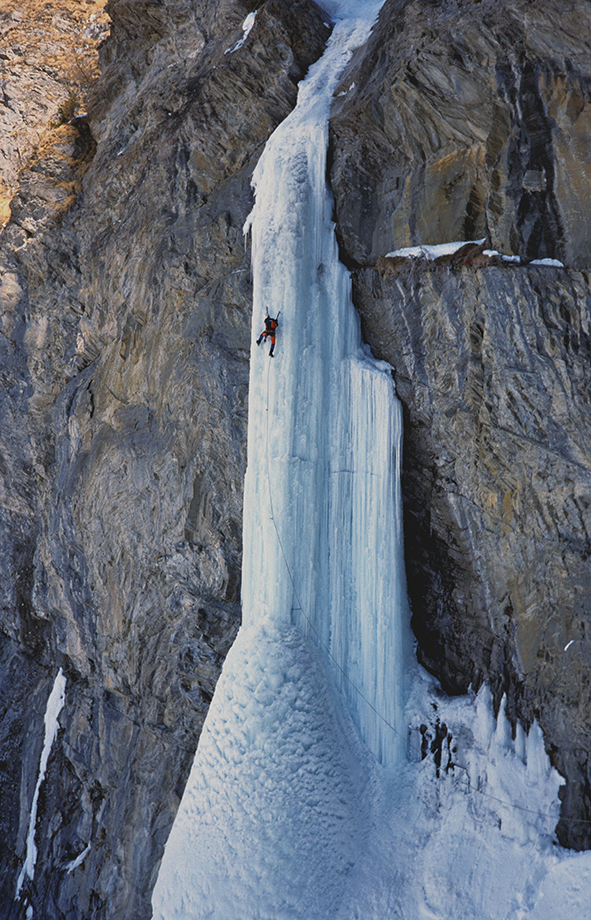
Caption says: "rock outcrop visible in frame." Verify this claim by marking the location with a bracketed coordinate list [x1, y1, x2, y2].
[0, 1, 329, 916]
[0, 0, 109, 226]
[331, 0, 591, 270]
[5, 0, 591, 914]
[330, 0, 591, 848]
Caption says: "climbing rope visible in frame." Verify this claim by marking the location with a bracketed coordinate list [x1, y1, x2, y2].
[260, 341, 591, 829]
[264, 358, 404, 742]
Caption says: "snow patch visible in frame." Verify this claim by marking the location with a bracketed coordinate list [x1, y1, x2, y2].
[224, 11, 257, 54]
[15, 669, 66, 901]
[66, 842, 92, 874]
[386, 238, 485, 259]
[530, 257, 565, 267]
[483, 248, 522, 262]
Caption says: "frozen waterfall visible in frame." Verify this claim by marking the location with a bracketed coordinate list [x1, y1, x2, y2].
[241, 0, 409, 767]
[152, 4, 591, 919]
[152, 3, 408, 917]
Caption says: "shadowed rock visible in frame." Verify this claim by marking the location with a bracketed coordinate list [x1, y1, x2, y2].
[330, 0, 591, 849]
[0, 0, 330, 915]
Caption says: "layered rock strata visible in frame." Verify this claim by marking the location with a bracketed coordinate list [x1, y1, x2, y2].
[0, 0, 329, 916]
[330, 0, 591, 848]
[5, 0, 591, 914]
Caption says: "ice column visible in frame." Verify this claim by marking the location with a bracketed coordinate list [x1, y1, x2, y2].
[242, 0, 409, 766]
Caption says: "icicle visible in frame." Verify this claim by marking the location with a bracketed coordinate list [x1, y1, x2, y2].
[15, 669, 66, 901]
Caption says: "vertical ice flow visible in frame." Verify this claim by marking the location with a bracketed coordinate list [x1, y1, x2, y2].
[242, 0, 409, 765]
[153, 7, 415, 917]
[15, 668, 66, 902]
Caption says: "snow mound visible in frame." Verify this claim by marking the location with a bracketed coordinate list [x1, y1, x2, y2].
[152, 623, 371, 920]
[529, 257, 564, 267]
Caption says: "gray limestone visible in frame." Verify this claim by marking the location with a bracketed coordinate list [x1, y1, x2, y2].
[330, 0, 591, 849]
[4, 0, 591, 915]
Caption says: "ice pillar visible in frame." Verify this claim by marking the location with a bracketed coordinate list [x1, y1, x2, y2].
[242, 2, 409, 766]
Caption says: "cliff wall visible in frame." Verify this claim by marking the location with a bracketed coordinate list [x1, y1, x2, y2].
[3, 0, 591, 915]
[330, 0, 591, 849]
[0, 1, 329, 916]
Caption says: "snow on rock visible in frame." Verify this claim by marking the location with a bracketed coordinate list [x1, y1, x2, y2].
[483, 248, 522, 262]
[224, 11, 257, 55]
[385, 244, 565, 267]
[529, 257, 565, 267]
[65, 842, 92, 875]
[151, 623, 371, 920]
[15, 668, 66, 903]
[385, 239, 485, 259]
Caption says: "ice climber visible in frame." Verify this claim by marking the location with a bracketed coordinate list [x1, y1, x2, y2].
[256, 314, 279, 357]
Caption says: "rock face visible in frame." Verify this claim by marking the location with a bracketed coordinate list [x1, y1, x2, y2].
[330, 0, 591, 848]
[5, 0, 591, 913]
[331, 0, 591, 270]
[0, 0, 329, 916]
[0, 0, 109, 226]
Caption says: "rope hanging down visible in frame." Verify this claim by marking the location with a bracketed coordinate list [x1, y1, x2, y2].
[261, 352, 591, 827]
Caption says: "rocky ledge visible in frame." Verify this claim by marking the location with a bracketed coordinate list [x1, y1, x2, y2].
[330, 0, 591, 848]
